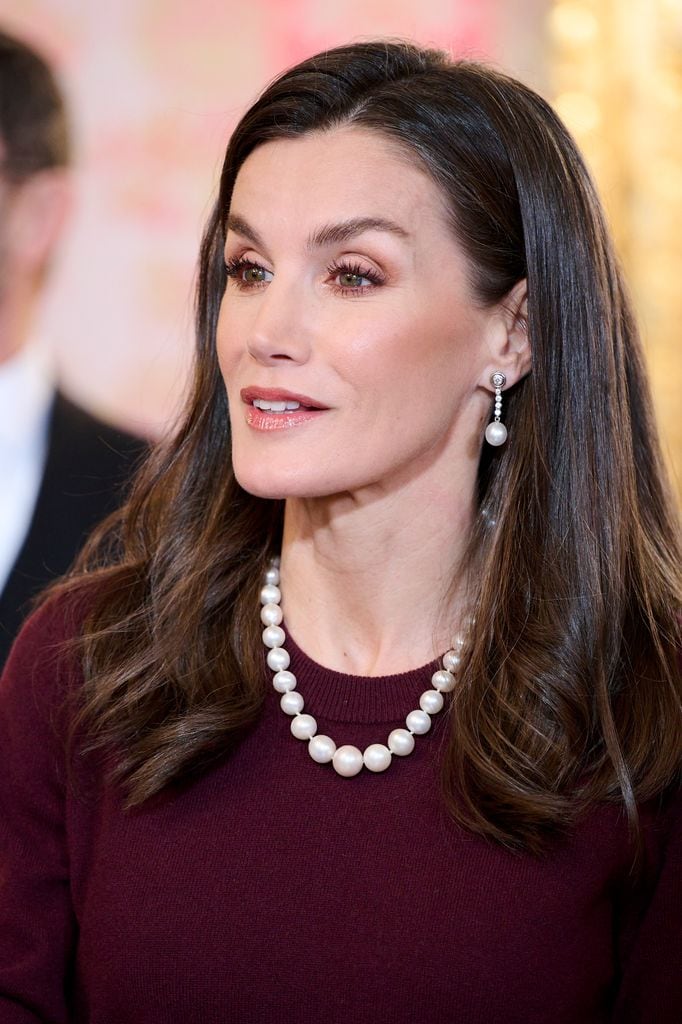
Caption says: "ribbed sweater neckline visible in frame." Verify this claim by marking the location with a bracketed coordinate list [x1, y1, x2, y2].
[284, 628, 441, 725]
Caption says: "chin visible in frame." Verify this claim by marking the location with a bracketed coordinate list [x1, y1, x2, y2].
[233, 458, 355, 501]
[233, 460, 315, 500]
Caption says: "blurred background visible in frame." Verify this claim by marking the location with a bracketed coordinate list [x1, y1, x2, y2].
[0, 0, 680, 495]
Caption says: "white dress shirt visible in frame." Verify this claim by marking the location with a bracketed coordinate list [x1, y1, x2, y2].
[0, 341, 53, 595]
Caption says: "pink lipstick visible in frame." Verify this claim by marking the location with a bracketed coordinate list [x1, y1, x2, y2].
[240, 386, 328, 431]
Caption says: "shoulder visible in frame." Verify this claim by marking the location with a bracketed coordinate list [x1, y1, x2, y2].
[48, 391, 147, 476]
[642, 782, 682, 869]
[611, 784, 682, 1017]
[0, 587, 90, 721]
[36, 393, 148, 538]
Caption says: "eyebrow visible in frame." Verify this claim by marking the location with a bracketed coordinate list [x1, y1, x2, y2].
[307, 216, 410, 248]
[225, 214, 266, 250]
[225, 213, 409, 252]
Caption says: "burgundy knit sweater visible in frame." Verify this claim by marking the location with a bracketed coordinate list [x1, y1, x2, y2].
[0, 597, 680, 1024]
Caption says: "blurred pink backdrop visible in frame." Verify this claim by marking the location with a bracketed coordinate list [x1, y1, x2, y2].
[0, 0, 548, 437]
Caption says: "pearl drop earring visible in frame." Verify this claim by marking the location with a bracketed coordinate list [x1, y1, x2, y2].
[485, 372, 507, 447]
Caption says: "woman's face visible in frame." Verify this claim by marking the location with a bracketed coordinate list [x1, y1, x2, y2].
[216, 126, 501, 501]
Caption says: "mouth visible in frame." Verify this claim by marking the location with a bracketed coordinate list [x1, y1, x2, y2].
[252, 397, 309, 414]
[240, 387, 327, 413]
[239, 387, 328, 430]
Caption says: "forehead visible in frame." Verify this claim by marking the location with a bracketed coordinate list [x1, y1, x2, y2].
[229, 126, 451, 236]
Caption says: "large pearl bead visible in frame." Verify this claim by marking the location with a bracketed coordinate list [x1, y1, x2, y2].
[442, 650, 462, 673]
[280, 691, 304, 715]
[291, 714, 317, 740]
[267, 647, 290, 672]
[420, 689, 444, 715]
[272, 670, 297, 693]
[388, 728, 415, 756]
[264, 566, 280, 585]
[309, 734, 336, 763]
[431, 669, 455, 692]
[260, 603, 283, 626]
[332, 745, 364, 777]
[262, 625, 286, 649]
[406, 709, 431, 735]
[485, 421, 507, 446]
[363, 743, 392, 773]
[260, 583, 281, 605]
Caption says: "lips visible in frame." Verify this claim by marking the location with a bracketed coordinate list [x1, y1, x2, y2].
[239, 386, 328, 432]
[240, 387, 328, 411]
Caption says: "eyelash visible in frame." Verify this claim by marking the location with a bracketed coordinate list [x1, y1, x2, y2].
[224, 256, 384, 296]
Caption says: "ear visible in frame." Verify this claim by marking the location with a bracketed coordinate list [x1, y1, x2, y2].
[479, 278, 531, 389]
[5, 169, 72, 276]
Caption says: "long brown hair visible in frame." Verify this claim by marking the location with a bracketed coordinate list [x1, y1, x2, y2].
[55, 41, 681, 854]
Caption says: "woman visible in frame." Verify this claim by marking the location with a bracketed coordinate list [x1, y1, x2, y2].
[0, 40, 680, 1024]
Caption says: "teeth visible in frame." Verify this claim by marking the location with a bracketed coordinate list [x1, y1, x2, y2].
[253, 398, 301, 412]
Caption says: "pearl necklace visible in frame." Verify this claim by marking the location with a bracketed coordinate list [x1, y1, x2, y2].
[260, 562, 465, 777]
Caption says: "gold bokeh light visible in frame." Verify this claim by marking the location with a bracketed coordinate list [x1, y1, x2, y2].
[549, 0, 682, 499]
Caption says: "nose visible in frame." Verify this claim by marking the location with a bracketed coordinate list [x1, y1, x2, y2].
[246, 277, 312, 366]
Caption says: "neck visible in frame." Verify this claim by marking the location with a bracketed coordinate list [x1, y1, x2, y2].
[279, 477, 476, 676]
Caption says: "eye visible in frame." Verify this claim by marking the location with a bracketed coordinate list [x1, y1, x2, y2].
[327, 260, 384, 295]
[338, 270, 370, 289]
[225, 257, 273, 289]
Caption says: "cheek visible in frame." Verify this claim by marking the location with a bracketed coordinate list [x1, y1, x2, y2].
[215, 303, 240, 386]
[341, 309, 469, 403]
[357, 313, 483, 444]
[332, 309, 423, 383]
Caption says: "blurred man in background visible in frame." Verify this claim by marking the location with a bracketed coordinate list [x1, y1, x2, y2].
[0, 28, 144, 668]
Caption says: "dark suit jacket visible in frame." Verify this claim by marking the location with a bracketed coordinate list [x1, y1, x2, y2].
[0, 391, 146, 668]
